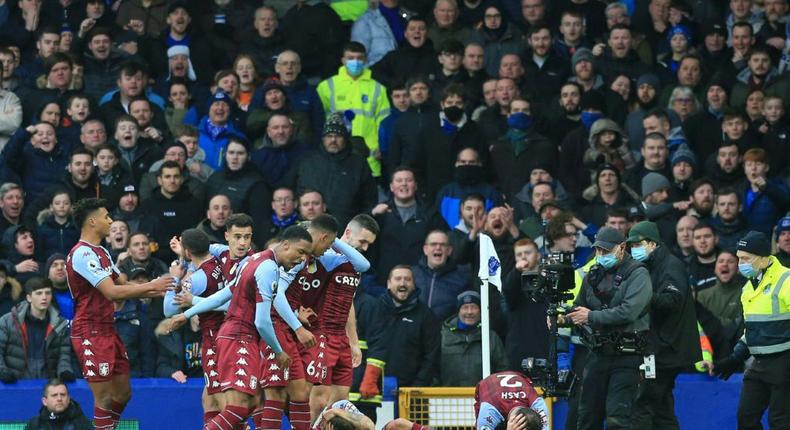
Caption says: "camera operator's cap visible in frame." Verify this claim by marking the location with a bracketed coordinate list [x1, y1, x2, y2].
[737, 231, 771, 257]
[457, 290, 481, 310]
[641, 172, 670, 199]
[776, 216, 790, 239]
[593, 227, 625, 250]
[626, 221, 661, 244]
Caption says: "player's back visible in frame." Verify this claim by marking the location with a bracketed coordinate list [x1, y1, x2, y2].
[66, 240, 120, 337]
[221, 249, 276, 338]
[474, 371, 539, 418]
[315, 261, 358, 335]
[194, 257, 226, 334]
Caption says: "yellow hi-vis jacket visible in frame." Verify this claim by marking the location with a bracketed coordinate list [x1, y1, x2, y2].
[330, 0, 367, 21]
[741, 256, 790, 355]
[317, 66, 390, 177]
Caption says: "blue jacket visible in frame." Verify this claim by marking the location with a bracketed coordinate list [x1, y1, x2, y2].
[378, 108, 402, 161]
[740, 179, 790, 235]
[435, 181, 503, 228]
[35, 216, 79, 262]
[413, 258, 472, 322]
[351, 7, 398, 66]
[197, 116, 247, 171]
[0, 129, 72, 204]
[250, 136, 311, 189]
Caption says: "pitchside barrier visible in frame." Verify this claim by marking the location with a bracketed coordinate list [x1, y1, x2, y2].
[0, 374, 766, 429]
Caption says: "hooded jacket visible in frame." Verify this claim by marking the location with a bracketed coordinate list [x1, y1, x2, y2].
[140, 187, 203, 261]
[413, 257, 472, 322]
[35, 215, 79, 262]
[583, 119, 635, 177]
[206, 161, 272, 233]
[0, 129, 72, 205]
[24, 399, 92, 430]
[0, 301, 71, 380]
[290, 139, 377, 227]
[440, 315, 509, 386]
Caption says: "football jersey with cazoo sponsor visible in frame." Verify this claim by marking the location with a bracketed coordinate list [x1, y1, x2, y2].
[220, 249, 276, 338]
[66, 240, 121, 336]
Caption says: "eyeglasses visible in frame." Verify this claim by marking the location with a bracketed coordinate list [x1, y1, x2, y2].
[273, 198, 294, 204]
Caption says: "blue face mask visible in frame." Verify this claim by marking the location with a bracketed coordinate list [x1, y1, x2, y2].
[631, 246, 649, 262]
[345, 59, 365, 77]
[581, 111, 603, 131]
[596, 252, 618, 269]
[739, 262, 758, 278]
[507, 112, 533, 130]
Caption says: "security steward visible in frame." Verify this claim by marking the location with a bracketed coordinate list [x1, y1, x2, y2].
[560, 227, 653, 430]
[626, 221, 700, 430]
[711, 231, 790, 430]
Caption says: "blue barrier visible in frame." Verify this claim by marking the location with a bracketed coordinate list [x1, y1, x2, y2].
[0, 374, 766, 429]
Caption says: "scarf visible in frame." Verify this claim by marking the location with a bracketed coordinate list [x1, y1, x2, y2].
[506, 128, 529, 156]
[456, 319, 476, 331]
[206, 121, 227, 140]
[271, 212, 298, 228]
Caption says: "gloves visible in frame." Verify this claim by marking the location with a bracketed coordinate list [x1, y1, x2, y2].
[0, 369, 17, 384]
[713, 341, 749, 380]
[59, 370, 76, 383]
[359, 364, 382, 399]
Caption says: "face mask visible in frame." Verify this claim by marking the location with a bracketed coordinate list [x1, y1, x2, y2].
[581, 111, 603, 131]
[596, 252, 618, 269]
[507, 112, 533, 130]
[738, 262, 758, 278]
[345, 59, 365, 77]
[631, 246, 648, 262]
[454, 165, 484, 185]
[443, 106, 464, 123]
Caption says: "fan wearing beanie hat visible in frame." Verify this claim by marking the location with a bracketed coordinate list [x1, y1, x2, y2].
[775, 216, 790, 267]
[712, 230, 790, 424]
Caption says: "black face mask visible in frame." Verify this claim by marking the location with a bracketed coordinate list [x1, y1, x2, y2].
[444, 106, 464, 123]
[454, 165, 485, 185]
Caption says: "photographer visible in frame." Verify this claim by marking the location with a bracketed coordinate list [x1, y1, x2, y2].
[561, 227, 652, 430]
[626, 221, 700, 429]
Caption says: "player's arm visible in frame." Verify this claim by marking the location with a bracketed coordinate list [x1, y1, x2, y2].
[164, 271, 208, 317]
[184, 286, 232, 317]
[476, 402, 505, 430]
[72, 248, 173, 299]
[191, 295, 230, 312]
[529, 397, 549, 430]
[346, 304, 362, 367]
[208, 243, 230, 259]
[272, 265, 317, 347]
[330, 238, 370, 272]
[255, 261, 285, 354]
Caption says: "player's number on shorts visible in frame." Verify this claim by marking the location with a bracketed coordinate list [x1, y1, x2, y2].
[307, 360, 317, 376]
[496, 374, 523, 388]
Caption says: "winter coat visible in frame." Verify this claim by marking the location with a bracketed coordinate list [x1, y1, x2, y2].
[35, 216, 79, 262]
[696, 277, 745, 359]
[490, 128, 557, 199]
[138, 166, 207, 205]
[140, 28, 214, 84]
[114, 297, 156, 377]
[24, 399, 93, 430]
[412, 117, 486, 202]
[468, 24, 523, 77]
[140, 187, 203, 262]
[579, 191, 637, 228]
[739, 179, 790, 235]
[372, 42, 438, 89]
[583, 119, 635, 177]
[683, 108, 724, 164]
[559, 126, 592, 199]
[246, 107, 313, 147]
[373, 200, 449, 285]
[0, 90, 22, 150]
[413, 258, 472, 322]
[435, 181, 503, 229]
[205, 163, 273, 242]
[642, 246, 701, 369]
[351, 7, 399, 66]
[197, 116, 247, 171]
[521, 51, 571, 103]
[440, 315, 509, 386]
[0, 129, 72, 205]
[366, 289, 440, 386]
[81, 50, 127, 101]
[250, 78, 325, 137]
[249, 135, 311, 189]
[289, 143, 377, 227]
[730, 68, 790, 111]
[427, 22, 472, 50]
[594, 48, 651, 82]
[386, 104, 439, 171]
[24, 174, 117, 230]
[154, 324, 203, 379]
[115, 0, 168, 38]
[709, 215, 749, 251]
[623, 163, 674, 197]
[757, 121, 790, 175]
[239, 32, 287, 79]
[116, 140, 164, 185]
[0, 302, 71, 380]
[280, 2, 346, 78]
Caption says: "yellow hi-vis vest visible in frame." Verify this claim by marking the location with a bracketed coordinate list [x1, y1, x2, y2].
[330, 0, 367, 21]
[317, 67, 390, 177]
[741, 256, 790, 355]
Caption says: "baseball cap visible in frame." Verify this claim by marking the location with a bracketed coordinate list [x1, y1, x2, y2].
[593, 227, 625, 250]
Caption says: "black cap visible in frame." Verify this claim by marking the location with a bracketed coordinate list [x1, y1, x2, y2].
[580, 90, 605, 112]
[121, 182, 138, 196]
[168, 1, 189, 14]
[737, 231, 771, 257]
[702, 23, 727, 38]
[128, 267, 150, 280]
[593, 226, 625, 250]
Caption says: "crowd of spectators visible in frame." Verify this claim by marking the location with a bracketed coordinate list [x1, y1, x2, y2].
[0, 0, 788, 396]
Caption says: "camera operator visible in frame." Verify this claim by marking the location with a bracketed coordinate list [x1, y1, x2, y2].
[560, 227, 652, 430]
[711, 231, 790, 429]
[626, 221, 700, 429]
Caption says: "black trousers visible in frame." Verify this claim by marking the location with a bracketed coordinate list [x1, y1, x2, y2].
[577, 352, 641, 430]
[564, 345, 590, 430]
[630, 367, 681, 430]
[737, 350, 790, 430]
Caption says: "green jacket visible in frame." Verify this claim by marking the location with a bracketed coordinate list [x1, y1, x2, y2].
[440, 316, 509, 387]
